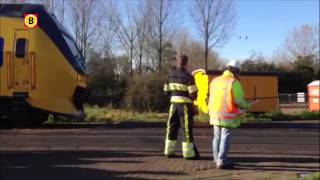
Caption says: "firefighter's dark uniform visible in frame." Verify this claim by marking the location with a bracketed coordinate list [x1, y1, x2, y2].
[163, 67, 199, 160]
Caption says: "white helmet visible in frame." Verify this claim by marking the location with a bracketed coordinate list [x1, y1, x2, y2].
[226, 60, 241, 71]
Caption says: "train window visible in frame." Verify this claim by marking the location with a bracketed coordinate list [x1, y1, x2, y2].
[63, 34, 84, 62]
[0, 37, 3, 67]
[15, 38, 27, 58]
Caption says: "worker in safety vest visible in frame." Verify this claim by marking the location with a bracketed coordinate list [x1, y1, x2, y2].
[163, 55, 200, 160]
[208, 60, 251, 169]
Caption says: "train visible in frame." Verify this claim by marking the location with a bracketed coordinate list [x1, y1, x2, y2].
[0, 4, 87, 126]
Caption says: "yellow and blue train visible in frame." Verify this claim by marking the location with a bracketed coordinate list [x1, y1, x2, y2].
[0, 4, 87, 126]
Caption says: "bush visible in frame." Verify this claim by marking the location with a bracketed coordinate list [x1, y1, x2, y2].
[123, 72, 169, 112]
[85, 53, 127, 107]
[265, 109, 296, 120]
[299, 111, 320, 120]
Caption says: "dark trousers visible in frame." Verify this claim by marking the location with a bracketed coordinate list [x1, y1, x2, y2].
[166, 103, 194, 142]
[164, 103, 200, 158]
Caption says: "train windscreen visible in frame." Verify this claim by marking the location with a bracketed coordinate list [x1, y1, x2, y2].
[49, 14, 85, 68]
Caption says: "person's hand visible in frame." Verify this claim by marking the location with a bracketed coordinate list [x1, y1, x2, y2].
[239, 108, 246, 115]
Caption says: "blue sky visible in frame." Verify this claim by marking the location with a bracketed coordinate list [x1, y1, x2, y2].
[57, 0, 320, 61]
[213, 0, 319, 61]
[143, 0, 319, 61]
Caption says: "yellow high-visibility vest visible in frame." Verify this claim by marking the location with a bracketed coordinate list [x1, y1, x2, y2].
[208, 73, 242, 128]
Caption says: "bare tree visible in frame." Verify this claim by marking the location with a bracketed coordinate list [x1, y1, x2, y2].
[173, 30, 193, 55]
[53, 0, 65, 25]
[173, 33, 221, 71]
[192, 0, 236, 70]
[69, 0, 101, 61]
[39, 0, 65, 24]
[284, 24, 320, 77]
[42, 0, 55, 13]
[107, 1, 138, 76]
[132, 1, 150, 74]
[146, 0, 177, 72]
[285, 24, 319, 59]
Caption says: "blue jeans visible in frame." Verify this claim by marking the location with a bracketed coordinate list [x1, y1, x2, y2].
[213, 125, 232, 164]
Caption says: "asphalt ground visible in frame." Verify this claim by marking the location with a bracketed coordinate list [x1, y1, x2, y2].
[0, 121, 319, 180]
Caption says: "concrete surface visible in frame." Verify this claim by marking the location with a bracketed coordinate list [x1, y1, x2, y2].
[1, 121, 319, 180]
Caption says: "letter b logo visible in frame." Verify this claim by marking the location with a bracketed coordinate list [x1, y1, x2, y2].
[24, 14, 38, 28]
[29, 17, 34, 24]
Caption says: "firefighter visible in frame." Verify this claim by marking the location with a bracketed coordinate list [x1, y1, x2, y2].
[163, 55, 200, 160]
[208, 60, 251, 169]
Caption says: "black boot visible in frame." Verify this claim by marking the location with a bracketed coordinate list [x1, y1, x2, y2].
[165, 154, 176, 158]
[194, 144, 200, 159]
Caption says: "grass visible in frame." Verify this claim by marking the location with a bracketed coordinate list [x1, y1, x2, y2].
[297, 172, 320, 180]
[86, 106, 211, 123]
[85, 105, 167, 123]
[265, 109, 320, 121]
[240, 109, 319, 123]
[85, 106, 319, 123]
[46, 105, 319, 124]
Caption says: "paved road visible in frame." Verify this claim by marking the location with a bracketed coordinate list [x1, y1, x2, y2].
[0, 123, 319, 180]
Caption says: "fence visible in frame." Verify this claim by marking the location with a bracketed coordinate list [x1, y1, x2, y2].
[278, 93, 309, 104]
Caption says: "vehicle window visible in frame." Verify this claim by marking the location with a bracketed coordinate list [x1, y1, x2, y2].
[49, 14, 85, 72]
[0, 37, 3, 67]
[63, 34, 84, 62]
[15, 38, 27, 58]
[50, 14, 73, 38]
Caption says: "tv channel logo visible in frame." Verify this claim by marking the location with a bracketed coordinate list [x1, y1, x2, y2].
[24, 14, 38, 28]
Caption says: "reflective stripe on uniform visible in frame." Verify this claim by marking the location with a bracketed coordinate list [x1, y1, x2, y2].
[170, 96, 193, 103]
[168, 83, 188, 91]
[182, 142, 195, 158]
[164, 84, 169, 92]
[184, 105, 190, 142]
[188, 85, 197, 94]
[164, 140, 176, 155]
[210, 118, 241, 128]
[210, 111, 239, 118]
[166, 104, 174, 140]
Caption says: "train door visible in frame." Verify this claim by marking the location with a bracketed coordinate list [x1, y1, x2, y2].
[12, 29, 30, 92]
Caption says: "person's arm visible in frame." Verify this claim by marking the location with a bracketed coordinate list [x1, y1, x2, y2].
[164, 80, 170, 96]
[188, 76, 198, 101]
[232, 80, 251, 109]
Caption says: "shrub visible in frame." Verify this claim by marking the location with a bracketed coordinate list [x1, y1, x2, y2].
[123, 72, 169, 112]
[299, 111, 320, 120]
